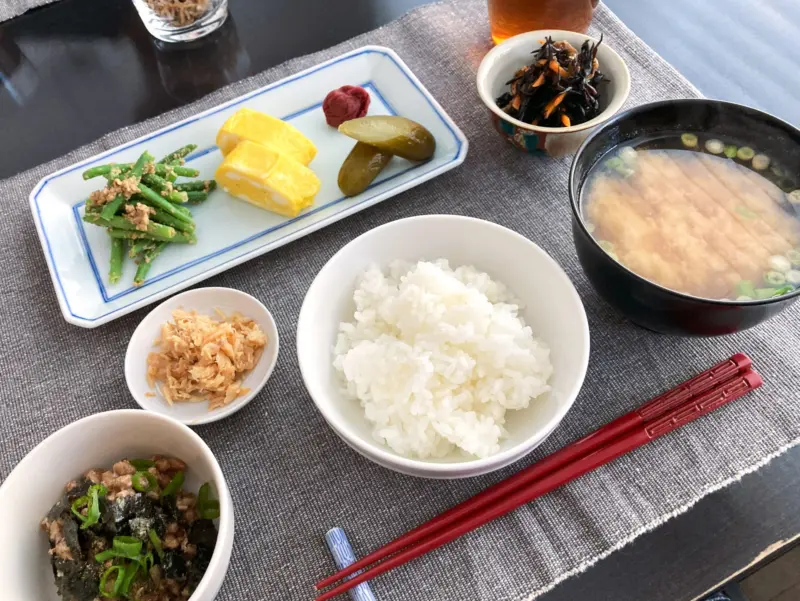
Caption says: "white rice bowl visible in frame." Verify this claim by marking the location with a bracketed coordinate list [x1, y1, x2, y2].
[333, 259, 553, 460]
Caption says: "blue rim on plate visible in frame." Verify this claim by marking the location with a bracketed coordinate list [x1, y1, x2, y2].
[29, 46, 469, 327]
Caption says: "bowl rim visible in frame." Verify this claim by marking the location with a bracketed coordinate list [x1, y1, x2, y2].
[296, 214, 590, 476]
[476, 29, 631, 134]
[0, 409, 234, 601]
[124, 286, 280, 425]
[568, 97, 800, 307]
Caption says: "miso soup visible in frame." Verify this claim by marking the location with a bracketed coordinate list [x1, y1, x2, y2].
[580, 134, 800, 301]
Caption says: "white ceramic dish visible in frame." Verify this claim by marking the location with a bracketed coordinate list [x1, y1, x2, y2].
[297, 215, 590, 479]
[31, 45, 468, 328]
[0, 410, 234, 601]
[125, 287, 279, 425]
[476, 30, 630, 156]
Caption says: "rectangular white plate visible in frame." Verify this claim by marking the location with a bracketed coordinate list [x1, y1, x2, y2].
[30, 45, 468, 327]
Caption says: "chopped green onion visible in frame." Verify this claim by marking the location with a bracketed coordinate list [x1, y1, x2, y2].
[197, 482, 220, 519]
[615, 165, 635, 178]
[113, 536, 143, 559]
[99, 565, 124, 598]
[75, 484, 107, 530]
[787, 249, 800, 266]
[704, 139, 724, 154]
[736, 280, 756, 298]
[681, 133, 698, 148]
[142, 551, 155, 571]
[774, 285, 794, 296]
[95, 536, 145, 563]
[148, 529, 164, 560]
[132, 471, 159, 493]
[787, 270, 800, 286]
[736, 146, 755, 161]
[199, 499, 220, 520]
[598, 240, 615, 253]
[735, 206, 758, 219]
[771, 164, 784, 178]
[94, 549, 117, 563]
[788, 190, 800, 205]
[735, 295, 753, 302]
[71, 496, 90, 522]
[723, 145, 738, 159]
[752, 154, 770, 170]
[197, 482, 210, 507]
[129, 459, 155, 470]
[754, 287, 778, 299]
[585, 223, 596, 234]
[605, 157, 623, 170]
[119, 561, 140, 596]
[764, 271, 786, 286]
[768, 255, 792, 273]
[618, 146, 638, 164]
[161, 471, 184, 498]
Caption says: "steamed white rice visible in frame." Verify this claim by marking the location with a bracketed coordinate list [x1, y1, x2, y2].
[333, 259, 553, 459]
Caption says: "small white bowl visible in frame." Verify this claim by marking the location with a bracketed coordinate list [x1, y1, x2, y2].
[476, 30, 631, 156]
[297, 215, 590, 479]
[125, 287, 280, 425]
[0, 409, 234, 601]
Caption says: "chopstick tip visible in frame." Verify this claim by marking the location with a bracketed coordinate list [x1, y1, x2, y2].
[743, 369, 763, 389]
[731, 352, 752, 371]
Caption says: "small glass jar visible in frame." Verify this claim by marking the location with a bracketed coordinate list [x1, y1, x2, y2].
[132, 0, 228, 43]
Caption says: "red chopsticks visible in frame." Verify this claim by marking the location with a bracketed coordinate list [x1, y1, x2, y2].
[314, 353, 761, 600]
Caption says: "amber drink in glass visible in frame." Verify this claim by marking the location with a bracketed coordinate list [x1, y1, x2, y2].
[488, 0, 597, 44]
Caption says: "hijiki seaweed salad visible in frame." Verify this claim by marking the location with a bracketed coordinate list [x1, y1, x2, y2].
[40, 456, 219, 601]
[495, 36, 607, 128]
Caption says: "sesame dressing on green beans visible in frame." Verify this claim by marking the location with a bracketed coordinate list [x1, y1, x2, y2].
[106, 228, 196, 245]
[185, 191, 208, 204]
[81, 144, 212, 285]
[141, 173, 190, 204]
[158, 144, 197, 165]
[174, 179, 217, 193]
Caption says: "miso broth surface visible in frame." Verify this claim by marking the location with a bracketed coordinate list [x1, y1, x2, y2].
[581, 136, 800, 301]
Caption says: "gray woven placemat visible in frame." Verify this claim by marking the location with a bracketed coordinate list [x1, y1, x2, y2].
[0, 0, 59, 22]
[1, 2, 798, 600]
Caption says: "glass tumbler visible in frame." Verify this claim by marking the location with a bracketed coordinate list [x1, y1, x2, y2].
[132, 0, 228, 43]
[487, 0, 598, 44]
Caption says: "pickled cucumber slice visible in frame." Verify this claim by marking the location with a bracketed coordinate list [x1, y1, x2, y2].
[338, 116, 436, 161]
[338, 142, 393, 197]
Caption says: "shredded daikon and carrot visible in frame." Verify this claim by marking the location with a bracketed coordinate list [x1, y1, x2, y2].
[147, 309, 267, 411]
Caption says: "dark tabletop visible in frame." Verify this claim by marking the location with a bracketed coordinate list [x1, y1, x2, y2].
[1, 0, 799, 599]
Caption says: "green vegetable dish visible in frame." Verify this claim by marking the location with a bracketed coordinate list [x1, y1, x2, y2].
[41, 456, 219, 601]
[82, 144, 217, 287]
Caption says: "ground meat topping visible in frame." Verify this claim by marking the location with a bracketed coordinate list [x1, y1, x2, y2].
[46, 520, 74, 560]
[44, 456, 217, 601]
[124, 202, 156, 231]
[113, 460, 137, 476]
[85, 468, 103, 484]
[155, 456, 187, 473]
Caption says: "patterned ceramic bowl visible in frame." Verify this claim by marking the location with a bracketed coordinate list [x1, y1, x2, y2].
[476, 30, 630, 157]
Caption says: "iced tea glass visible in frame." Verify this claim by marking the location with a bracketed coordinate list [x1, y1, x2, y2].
[488, 0, 597, 44]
